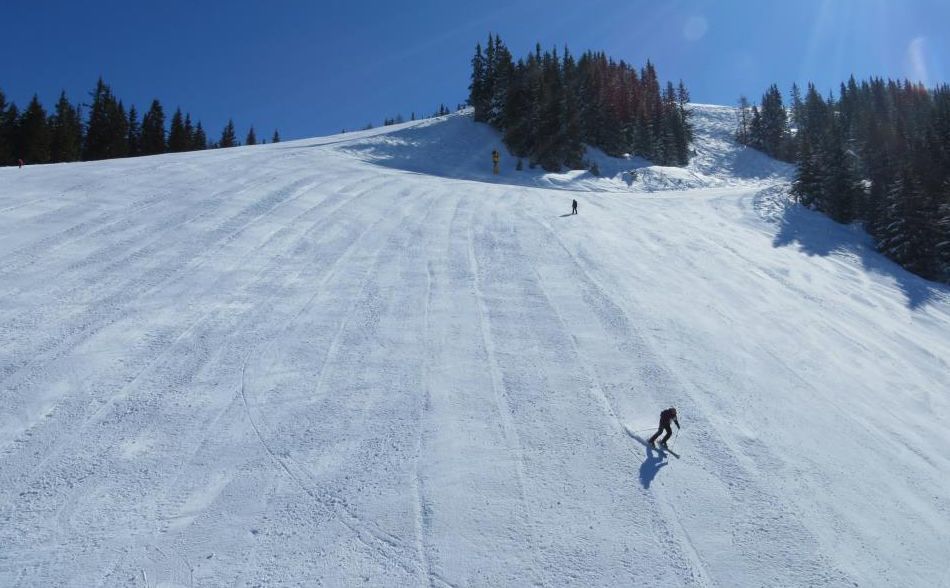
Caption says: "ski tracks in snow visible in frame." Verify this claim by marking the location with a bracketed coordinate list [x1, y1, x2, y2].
[467, 215, 546, 586]
[1, 161, 415, 584]
[521, 191, 855, 586]
[3, 107, 947, 585]
[236, 182, 454, 585]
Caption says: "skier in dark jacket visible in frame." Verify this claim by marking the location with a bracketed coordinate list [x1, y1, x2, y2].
[649, 407, 680, 447]
[572, 199, 578, 215]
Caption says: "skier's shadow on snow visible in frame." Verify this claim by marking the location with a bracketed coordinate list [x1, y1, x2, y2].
[559, 213, 573, 218]
[624, 428, 669, 489]
[639, 445, 668, 489]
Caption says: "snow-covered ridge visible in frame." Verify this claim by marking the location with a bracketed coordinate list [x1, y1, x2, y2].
[332, 104, 794, 193]
[1, 102, 948, 586]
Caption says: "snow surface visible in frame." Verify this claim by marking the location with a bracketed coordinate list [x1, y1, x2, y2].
[1, 105, 948, 587]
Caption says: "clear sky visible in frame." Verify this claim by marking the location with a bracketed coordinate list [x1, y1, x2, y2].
[2, 0, 948, 141]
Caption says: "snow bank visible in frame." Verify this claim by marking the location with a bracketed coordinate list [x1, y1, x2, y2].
[335, 104, 793, 193]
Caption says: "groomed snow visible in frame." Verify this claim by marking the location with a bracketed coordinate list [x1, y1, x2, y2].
[1, 106, 948, 587]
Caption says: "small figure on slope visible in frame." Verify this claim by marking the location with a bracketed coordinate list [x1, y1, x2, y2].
[648, 407, 680, 448]
[492, 149, 500, 175]
[572, 199, 578, 215]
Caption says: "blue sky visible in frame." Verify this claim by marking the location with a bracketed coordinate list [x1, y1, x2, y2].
[2, 0, 948, 141]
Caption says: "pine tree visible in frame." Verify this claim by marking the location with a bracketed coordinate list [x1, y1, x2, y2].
[18, 95, 51, 164]
[792, 84, 829, 208]
[140, 99, 167, 155]
[820, 122, 862, 224]
[748, 105, 763, 150]
[110, 100, 130, 158]
[184, 114, 194, 149]
[560, 46, 584, 168]
[792, 140, 820, 207]
[168, 108, 189, 152]
[639, 60, 664, 159]
[271, 129, 280, 143]
[127, 105, 141, 156]
[191, 121, 207, 150]
[758, 84, 792, 160]
[488, 34, 514, 128]
[878, 171, 911, 266]
[877, 168, 937, 277]
[500, 59, 523, 154]
[245, 126, 257, 145]
[83, 78, 108, 160]
[535, 46, 565, 171]
[676, 80, 693, 164]
[219, 119, 237, 148]
[483, 35, 496, 120]
[469, 42, 489, 122]
[735, 96, 751, 145]
[936, 178, 950, 282]
[0, 90, 12, 165]
[84, 78, 128, 160]
[3, 102, 21, 165]
[49, 91, 83, 163]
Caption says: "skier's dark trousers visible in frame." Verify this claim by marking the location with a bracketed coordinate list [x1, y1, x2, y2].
[649, 407, 680, 446]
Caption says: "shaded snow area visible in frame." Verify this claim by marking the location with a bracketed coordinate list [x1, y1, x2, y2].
[1, 106, 948, 587]
[340, 104, 792, 192]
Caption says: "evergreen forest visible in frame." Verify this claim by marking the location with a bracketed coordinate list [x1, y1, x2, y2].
[738, 78, 950, 284]
[468, 35, 693, 171]
[0, 78, 278, 166]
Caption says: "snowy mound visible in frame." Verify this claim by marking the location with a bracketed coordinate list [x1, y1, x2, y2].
[1, 103, 949, 586]
[336, 104, 794, 193]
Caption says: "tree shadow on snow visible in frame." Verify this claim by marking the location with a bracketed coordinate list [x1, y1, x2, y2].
[335, 115, 550, 188]
[329, 112, 640, 193]
[772, 204, 949, 310]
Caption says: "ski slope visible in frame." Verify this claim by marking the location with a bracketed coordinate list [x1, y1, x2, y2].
[1, 106, 948, 587]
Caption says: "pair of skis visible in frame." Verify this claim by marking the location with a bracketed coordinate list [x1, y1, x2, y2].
[624, 426, 681, 459]
[649, 440, 680, 459]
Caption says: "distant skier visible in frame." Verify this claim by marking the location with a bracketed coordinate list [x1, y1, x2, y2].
[492, 149, 500, 175]
[571, 199, 578, 215]
[18, 158, 24, 169]
[648, 407, 680, 448]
